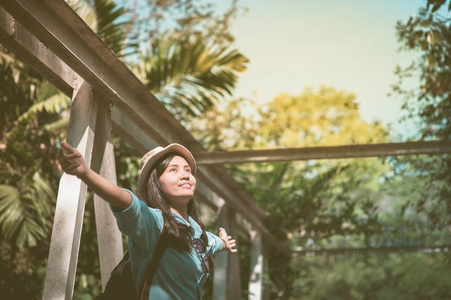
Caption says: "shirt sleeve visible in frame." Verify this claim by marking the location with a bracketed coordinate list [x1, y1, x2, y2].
[111, 189, 163, 253]
[206, 231, 224, 256]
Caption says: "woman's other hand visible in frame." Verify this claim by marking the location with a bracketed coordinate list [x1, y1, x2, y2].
[219, 228, 237, 253]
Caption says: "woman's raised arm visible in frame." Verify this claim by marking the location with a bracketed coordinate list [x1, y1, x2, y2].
[57, 142, 132, 210]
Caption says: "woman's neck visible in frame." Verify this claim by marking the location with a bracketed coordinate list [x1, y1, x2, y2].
[170, 207, 188, 221]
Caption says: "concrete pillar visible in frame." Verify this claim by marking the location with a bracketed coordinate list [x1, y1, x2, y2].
[263, 255, 270, 300]
[213, 204, 241, 300]
[90, 97, 123, 289]
[213, 204, 229, 300]
[248, 230, 264, 300]
[43, 79, 97, 299]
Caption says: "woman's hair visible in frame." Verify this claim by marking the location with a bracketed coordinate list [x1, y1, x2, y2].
[144, 153, 208, 252]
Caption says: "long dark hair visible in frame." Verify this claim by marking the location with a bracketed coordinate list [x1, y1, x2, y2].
[144, 153, 208, 252]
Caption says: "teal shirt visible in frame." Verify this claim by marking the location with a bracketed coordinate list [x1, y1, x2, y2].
[112, 189, 224, 300]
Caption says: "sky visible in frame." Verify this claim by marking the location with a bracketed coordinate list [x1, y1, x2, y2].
[219, 0, 426, 138]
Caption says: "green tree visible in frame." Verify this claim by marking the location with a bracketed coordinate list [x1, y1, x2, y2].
[188, 86, 395, 298]
[1, 0, 247, 298]
[185, 97, 263, 151]
[391, 0, 450, 249]
[0, 0, 141, 296]
[293, 252, 451, 300]
[258, 86, 388, 148]
[0, 48, 67, 298]
[393, 0, 451, 140]
[392, 0, 451, 202]
[188, 80, 451, 298]
[120, 0, 242, 47]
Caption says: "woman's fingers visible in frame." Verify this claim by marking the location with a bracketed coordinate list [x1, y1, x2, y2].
[58, 142, 76, 158]
[218, 228, 238, 252]
[57, 142, 85, 175]
[60, 156, 78, 171]
[60, 141, 75, 152]
[58, 142, 71, 158]
[228, 239, 238, 252]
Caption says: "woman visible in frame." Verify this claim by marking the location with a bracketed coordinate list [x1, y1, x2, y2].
[57, 142, 237, 299]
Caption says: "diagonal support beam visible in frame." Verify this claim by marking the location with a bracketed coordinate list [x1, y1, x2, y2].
[43, 80, 97, 299]
[90, 98, 123, 289]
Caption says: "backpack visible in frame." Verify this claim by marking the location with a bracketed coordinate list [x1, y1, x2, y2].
[96, 252, 136, 300]
[97, 229, 168, 300]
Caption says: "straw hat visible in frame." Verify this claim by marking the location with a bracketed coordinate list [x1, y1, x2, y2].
[137, 143, 197, 199]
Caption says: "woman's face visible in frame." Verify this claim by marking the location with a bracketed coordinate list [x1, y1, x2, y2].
[159, 155, 196, 206]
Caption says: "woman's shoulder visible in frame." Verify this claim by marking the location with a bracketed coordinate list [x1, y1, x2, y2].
[123, 189, 161, 210]
[117, 189, 163, 221]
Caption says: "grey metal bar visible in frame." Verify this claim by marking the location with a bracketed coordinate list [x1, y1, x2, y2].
[292, 244, 451, 255]
[195, 140, 451, 165]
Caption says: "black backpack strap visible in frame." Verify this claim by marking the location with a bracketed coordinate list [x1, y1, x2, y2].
[139, 225, 169, 300]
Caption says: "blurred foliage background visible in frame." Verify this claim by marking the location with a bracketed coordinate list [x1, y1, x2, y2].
[0, 0, 450, 299]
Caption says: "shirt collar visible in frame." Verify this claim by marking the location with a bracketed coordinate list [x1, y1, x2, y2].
[171, 209, 191, 226]
[171, 210, 202, 237]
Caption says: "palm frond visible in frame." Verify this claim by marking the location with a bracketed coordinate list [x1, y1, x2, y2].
[5, 86, 70, 140]
[136, 35, 248, 117]
[43, 115, 70, 132]
[67, 0, 139, 57]
[0, 171, 55, 247]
